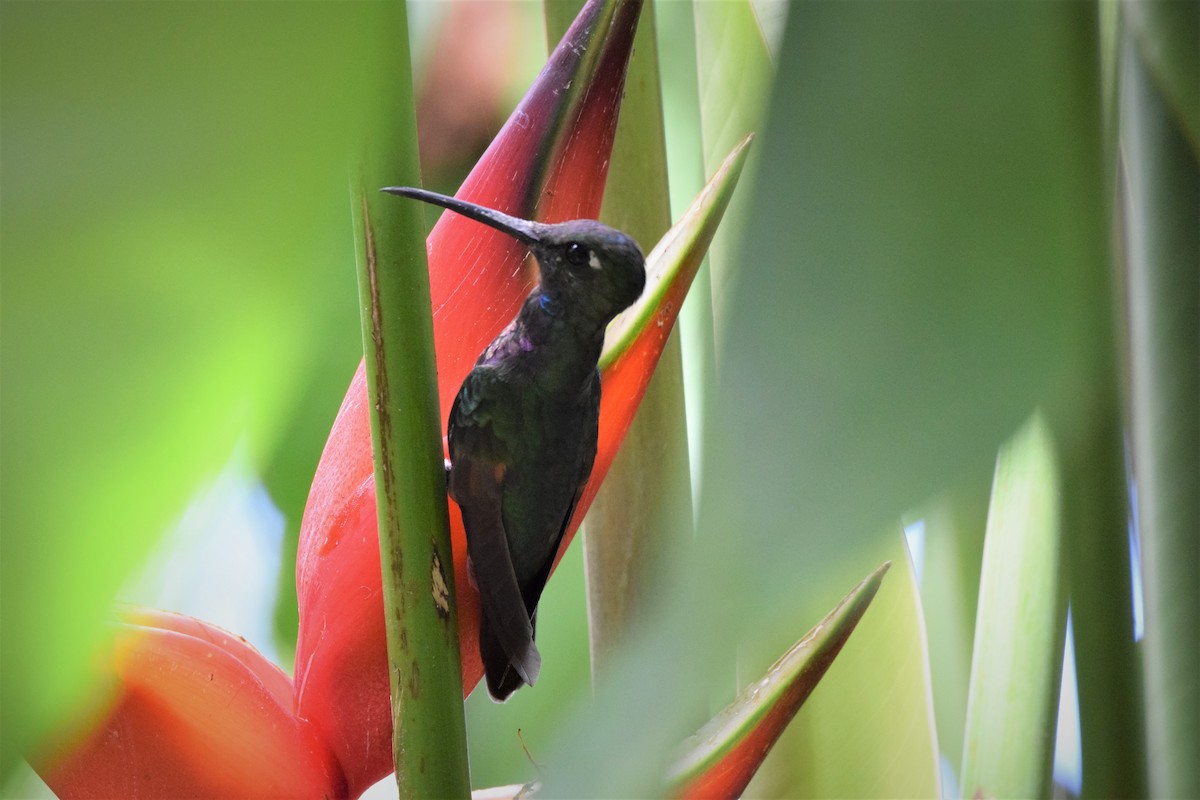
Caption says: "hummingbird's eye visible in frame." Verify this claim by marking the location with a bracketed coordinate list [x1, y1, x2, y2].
[565, 242, 590, 267]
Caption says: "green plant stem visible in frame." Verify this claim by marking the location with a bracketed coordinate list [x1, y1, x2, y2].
[1119, 20, 1200, 798]
[352, 4, 469, 795]
[546, 0, 693, 678]
[1060, 386, 1146, 799]
[354, 190, 470, 799]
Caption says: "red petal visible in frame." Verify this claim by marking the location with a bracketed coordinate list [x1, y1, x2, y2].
[38, 612, 343, 799]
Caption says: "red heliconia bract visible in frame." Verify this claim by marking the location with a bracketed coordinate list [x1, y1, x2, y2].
[40, 610, 344, 799]
[293, 0, 645, 794]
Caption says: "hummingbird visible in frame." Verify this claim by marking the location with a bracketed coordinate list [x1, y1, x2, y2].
[382, 186, 646, 701]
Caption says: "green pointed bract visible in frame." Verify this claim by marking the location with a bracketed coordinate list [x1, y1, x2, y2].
[665, 563, 891, 799]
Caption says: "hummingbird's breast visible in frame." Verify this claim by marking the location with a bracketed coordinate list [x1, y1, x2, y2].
[476, 295, 604, 582]
[500, 367, 598, 578]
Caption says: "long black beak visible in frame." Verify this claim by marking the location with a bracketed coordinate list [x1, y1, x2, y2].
[381, 186, 543, 245]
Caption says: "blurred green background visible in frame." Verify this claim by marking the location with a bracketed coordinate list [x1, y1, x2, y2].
[0, 0, 399, 784]
[3, 1, 1195, 797]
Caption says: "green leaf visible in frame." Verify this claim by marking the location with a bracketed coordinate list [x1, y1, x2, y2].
[0, 3, 394, 779]
[961, 415, 1067, 799]
[710, 0, 1108, 579]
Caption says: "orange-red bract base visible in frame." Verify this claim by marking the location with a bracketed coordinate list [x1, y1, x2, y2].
[42, 611, 344, 799]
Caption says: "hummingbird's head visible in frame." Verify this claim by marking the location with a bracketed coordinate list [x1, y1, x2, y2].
[529, 219, 645, 323]
[381, 187, 645, 324]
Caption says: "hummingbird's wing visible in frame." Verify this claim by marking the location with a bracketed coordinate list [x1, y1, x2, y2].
[524, 377, 600, 619]
[447, 366, 542, 690]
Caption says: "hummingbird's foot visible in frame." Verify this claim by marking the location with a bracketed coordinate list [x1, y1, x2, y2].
[444, 459, 452, 485]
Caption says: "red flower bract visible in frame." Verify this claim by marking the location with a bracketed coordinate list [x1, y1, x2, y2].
[41, 610, 344, 799]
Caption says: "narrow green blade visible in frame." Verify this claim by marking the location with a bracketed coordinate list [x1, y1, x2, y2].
[961, 415, 1067, 799]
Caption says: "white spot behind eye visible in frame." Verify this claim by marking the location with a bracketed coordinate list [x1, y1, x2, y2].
[588, 251, 601, 270]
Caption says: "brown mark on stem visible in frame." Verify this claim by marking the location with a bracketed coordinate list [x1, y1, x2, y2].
[361, 194, 404, 585]
[408, 659, 421, 699]
[431, 546, 451, 621]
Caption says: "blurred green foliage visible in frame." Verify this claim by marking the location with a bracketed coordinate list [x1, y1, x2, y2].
[0, 0, 394, 780]
[542, 1, 1132, 796]
[1120, 4, 1199, 795]
[2, 0, 1194, 796]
